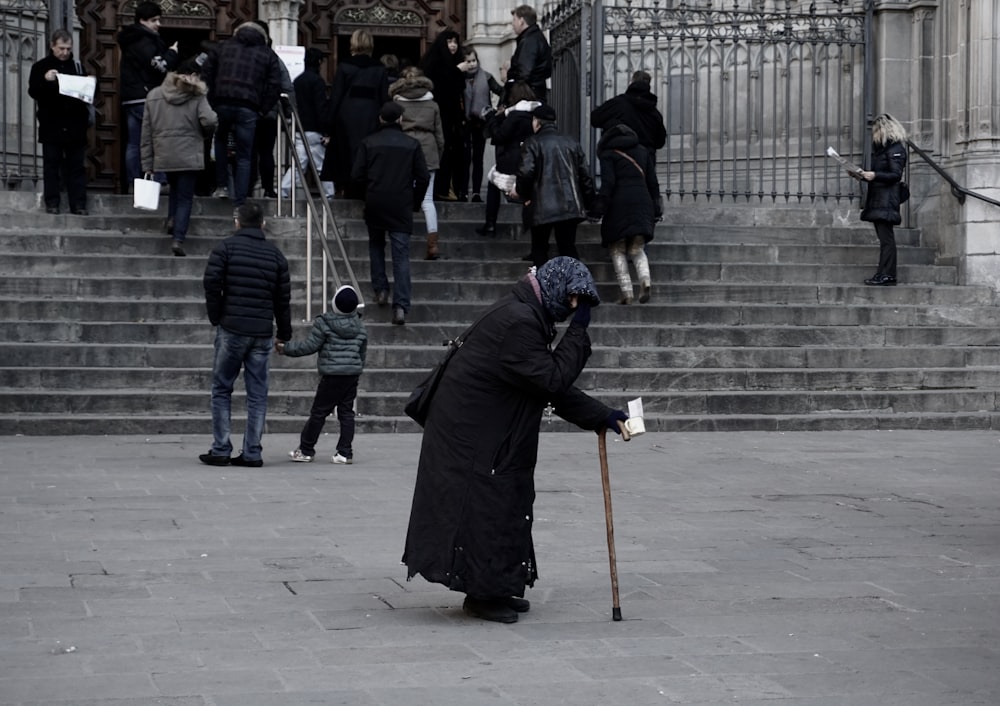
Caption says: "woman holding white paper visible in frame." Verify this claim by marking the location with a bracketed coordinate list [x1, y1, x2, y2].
[859, 113, 908, 286]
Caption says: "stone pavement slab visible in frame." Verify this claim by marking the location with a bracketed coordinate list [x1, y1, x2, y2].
[0, 431, 998, 705]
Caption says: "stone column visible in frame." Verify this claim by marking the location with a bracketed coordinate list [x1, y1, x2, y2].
[260, 0, 301, 47]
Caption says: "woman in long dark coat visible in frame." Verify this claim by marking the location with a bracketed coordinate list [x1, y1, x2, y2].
[402, 257, 629, 624]
[592, 123, 661, 304]
[321, 29, 388, 199]
[420, 29, 469, 200]
[859, 113, 908, 286]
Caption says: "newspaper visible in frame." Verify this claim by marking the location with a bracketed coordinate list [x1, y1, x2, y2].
[826, 146, 864, 180]
[57, 73, 96, 104]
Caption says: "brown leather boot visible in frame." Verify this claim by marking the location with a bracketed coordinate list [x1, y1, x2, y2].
[425, 232, 440, 260]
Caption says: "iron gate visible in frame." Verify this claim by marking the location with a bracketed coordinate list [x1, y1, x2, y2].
[545, 0, 874, 203]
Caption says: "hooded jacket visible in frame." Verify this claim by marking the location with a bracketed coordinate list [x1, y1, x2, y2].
[860, 140, 907, 225]
[590, 81, 667, 152]
[592, 124, 661, 246]
[117, 23, 178, 104]
[516, 123, 596, 227]
[402, 266, 609, 599]
[141, 72, 218, 173]
[282, 311, 367, 376]
[390, 74, 445, 170]
[201, 23, 283, 114]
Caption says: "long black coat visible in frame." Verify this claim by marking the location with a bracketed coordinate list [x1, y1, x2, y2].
[593, 125, 661, 247]
[320, 55, 389, 185]
[403, 279, 611, 598]
[27, 53, 90, 146]
[860, 139, 907, 225]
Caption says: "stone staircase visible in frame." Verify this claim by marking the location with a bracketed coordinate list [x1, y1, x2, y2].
[1, 191, 999, 435]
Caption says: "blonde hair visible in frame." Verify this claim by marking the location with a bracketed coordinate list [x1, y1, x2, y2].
[350, 29, 373, 56]
[872, 113, 907, 145]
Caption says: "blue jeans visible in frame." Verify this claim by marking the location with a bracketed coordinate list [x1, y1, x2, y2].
[368, 228, 411, 312]
[210, 327, 272, 461]
[125, 103, 165, 186]
[166, 171, 197, 241]
[214, 104, 257, 206]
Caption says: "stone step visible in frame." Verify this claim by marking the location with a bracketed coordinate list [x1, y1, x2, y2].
[3, 387, 997, 418]
[1, 410, 997, 436]
[4, 365, 999, 393]
[6, 298, 999, 327]
[8, 319, 1000, 346]
[0, 253, 956, 284]
[5, 342, 1000, 370]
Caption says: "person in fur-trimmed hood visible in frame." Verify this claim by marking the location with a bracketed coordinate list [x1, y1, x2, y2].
[390, 67, 446, 260]
[141, 58, 218, 256]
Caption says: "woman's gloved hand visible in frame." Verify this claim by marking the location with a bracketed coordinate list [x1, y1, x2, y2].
[571, 301, 591, 329]
[606, 409, 628, 434]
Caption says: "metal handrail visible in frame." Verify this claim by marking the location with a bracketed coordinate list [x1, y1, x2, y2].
[274, 94, 366, 319]
[907, 140, 1000, 209]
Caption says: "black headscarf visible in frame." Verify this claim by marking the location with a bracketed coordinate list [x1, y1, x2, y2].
[534, 257, 600, 322]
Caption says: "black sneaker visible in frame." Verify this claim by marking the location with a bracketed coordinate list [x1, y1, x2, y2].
[229, 453, 263, 467]
[463, 596, 518, 623]
[199, 453, 230, 466]
[505, 596, 530, 613]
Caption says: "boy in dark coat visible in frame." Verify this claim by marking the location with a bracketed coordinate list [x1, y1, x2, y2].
[402, 257, 629, 624]
[279, 285, 367, 465]
[591, 124, 661, 304]
[351, 102, 430, 326]
[27, 29, 91, 215]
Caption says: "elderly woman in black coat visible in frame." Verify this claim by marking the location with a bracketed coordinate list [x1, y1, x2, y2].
[591, 123, 661, 304]
[402, 257, 629, 624]
[860, 113, 908, 286]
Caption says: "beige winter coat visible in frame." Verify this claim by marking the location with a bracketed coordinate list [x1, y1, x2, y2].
[141, 72, 217, 173]
[389, 75, 445, 170]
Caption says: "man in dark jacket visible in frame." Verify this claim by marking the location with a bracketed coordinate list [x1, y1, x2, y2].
[403, 257, 629, 624]
[201, 202, 292, 468]
[117, 2, 178, 184]
[590, 70, 667, 159]
[200, 22, 284, 207]
[507, 5, 552, 102]
[351, 101, 430, 326]
[27, 29, 90, 215]
[280, 47, 333, 199]
[513, 104, 596, 266]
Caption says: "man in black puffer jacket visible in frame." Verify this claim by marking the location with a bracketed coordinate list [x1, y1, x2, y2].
[200, 22, 284, 206]
[201, 202, 292, 468]
[118, 2, 178, 184]
[507, 5, 552, 102]
[590, 70, 666, 161]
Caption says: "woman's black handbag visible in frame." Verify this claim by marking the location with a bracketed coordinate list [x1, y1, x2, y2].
[403, 306, 496, 427]
[899, 181, 910, 203]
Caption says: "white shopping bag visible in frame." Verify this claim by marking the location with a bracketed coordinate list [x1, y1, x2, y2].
[133, 176, 161, 210]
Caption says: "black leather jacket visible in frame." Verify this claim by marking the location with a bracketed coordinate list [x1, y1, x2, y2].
[508, 24, 552, 97]
[516, 123, 596, 226]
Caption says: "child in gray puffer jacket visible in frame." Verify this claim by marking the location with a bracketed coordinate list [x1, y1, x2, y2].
[277, 286, 367, 464]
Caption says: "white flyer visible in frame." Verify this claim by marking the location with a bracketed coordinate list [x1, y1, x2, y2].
[57, 73, 96, 104]
[625, 397, 645, 436]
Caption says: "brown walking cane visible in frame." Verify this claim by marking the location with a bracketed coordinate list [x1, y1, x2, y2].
[599, 421, 630, 621]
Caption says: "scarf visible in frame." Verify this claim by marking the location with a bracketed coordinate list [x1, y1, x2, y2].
[464, 68, 492, 120]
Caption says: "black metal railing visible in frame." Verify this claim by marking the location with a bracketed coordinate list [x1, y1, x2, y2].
[275, 95, 366, 319]
[907, 140, 1000, 210]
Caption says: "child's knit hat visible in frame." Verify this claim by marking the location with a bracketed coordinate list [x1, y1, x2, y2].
[332, 285, 359, 314]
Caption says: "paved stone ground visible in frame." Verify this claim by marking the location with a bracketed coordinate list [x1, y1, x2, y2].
[1, 430, 997, 705]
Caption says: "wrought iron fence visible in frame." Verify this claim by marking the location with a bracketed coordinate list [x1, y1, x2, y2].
[546, 0, 874, 203]
[1, 0, 47, 189]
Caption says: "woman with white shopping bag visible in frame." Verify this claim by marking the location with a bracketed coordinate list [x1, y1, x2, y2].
[141, 57, 217, 256]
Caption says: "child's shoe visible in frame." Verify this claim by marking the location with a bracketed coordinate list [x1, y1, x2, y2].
[331, 453, 353, 465]
[289, 449, 314, 463]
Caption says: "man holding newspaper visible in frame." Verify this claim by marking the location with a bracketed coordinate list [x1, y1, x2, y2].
[28, 29, 93, 216]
